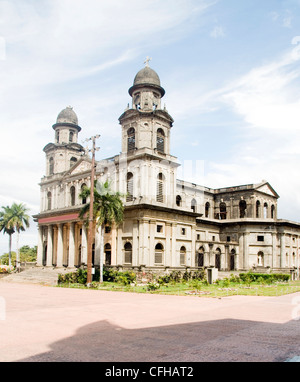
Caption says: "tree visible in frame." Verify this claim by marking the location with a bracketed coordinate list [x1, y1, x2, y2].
[0, 206, 15, 268]
[79, 181, 124, 283]
[8, 203, 30, 270]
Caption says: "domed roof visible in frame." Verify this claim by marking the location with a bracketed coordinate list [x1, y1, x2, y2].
[129, 65, 165, 97]
[133, 66, 161, 87]
[56, 106, 78, 125]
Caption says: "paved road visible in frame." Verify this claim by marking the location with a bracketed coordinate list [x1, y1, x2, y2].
[0, 282, 299, 362]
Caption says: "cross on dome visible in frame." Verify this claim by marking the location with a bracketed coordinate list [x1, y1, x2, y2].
[144, 56, 152, 67]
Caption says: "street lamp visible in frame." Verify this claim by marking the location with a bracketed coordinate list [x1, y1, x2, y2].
[85, 134, 100, 287]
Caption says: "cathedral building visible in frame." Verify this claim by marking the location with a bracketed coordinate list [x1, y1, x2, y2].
[34, 62, 300, 278]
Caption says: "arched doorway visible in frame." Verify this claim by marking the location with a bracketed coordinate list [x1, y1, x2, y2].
[230, 249, 235, 271]
[196, 247, 204, 267]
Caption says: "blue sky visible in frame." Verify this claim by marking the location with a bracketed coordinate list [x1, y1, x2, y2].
[1, 0, 300, 255]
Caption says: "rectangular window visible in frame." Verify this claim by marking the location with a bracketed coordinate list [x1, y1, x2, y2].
[105, 226, 111, 234]
[257, 236, 264, 242]
[197, 234, 200, 241]
[227, 236, 231, 242]
[181, 228, 186, 235]
[157, 225, 163, 233]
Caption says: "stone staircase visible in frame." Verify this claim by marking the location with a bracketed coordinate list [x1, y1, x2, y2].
[0, 266, 74, 286]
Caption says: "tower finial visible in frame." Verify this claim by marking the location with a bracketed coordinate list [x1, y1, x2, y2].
[144, 56, 152, 67]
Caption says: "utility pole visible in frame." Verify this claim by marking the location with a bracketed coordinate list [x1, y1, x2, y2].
[85, 134, 100, 287]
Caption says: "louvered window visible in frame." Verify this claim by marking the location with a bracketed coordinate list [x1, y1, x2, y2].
[157, 128, 165, 153]
[126, 173, 134, 202]
[127, 128, 135, 152]
[70, 186, 76, 206]
[124, 242, 132, 264]
[155, 243, 164, 264]
[156, 173, 164, 203]
[180, 246, 186, 265]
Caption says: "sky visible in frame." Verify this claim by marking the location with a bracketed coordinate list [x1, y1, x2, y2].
[1, 0, 300, 255]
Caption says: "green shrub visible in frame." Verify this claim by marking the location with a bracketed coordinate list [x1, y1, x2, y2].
[147, 282, 160, 291]
[239, 272, 290, 284]
[192, 268, 206, 281]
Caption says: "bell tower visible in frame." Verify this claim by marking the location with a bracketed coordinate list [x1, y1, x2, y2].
[118, 60, 179, 207]
[43, 106, 84, 176]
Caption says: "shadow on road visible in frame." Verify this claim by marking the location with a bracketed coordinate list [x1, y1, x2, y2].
[17, 318, 300, 362]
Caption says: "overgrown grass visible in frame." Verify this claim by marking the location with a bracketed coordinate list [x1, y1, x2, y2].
[57, 269, 300, 298]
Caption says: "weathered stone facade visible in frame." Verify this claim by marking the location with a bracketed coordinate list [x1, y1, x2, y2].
[34, 64, 300, 279]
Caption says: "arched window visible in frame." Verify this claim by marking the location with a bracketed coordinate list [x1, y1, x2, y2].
[70, 157, 77, 168]
[155, 243, 164, 264]
[127, 128, 135, 152]
[156, 173, 164, 203]
[271, 205, 275, 219]
[176, 195, 182, 207]
[180, 246, 186, 265]
[47, 192, 52, 210]
[264, 203, 268, 219]
[191, 199, 197, 213]
[81, 183, 87, 204]
[56, 131, 60, 143]
[239, 200, 247, 218]
[49, 157, 54, 175]
[70, 186, 76, 206]
[219, 202, 227, 220]
[104, 243, 111, 266]
[205, 202, 210, 218]
[157, 128, 165, 153]
[126, 173, 134, 202]
[256, 200, 261, 218]
[69, 130, 74, 143]
[124, 242, 132, 264]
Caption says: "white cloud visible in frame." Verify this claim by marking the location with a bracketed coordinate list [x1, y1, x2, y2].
[210, 25, 225, 38]
[0, 0, 215, 255]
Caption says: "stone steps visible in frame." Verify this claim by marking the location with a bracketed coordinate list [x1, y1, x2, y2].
[0, 266, 73, 286]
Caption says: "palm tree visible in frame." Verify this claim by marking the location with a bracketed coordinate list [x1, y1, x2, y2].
[0, 206, 15, 268]
[9, 203, 30, 271]
[79, 180, 124, 283]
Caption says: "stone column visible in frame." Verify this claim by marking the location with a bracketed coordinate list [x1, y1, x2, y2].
[243, 232, 249, 270]
[132, 220, 139, 266]
[165, 222, 172, 267]
[56, 224, 64, 267]
[149, 220, 156, 266]
[37, 226, 44, 266]
[46, 225, 53, 267]
[171, 222, 177, 267]
[68, 222, 75, 268]
[52, 226, 58, 266]
[191, 225, 196, 267]
[81, 224, 88, 265]
[280, 233, 285, 268]
[63, 224, 68, 266]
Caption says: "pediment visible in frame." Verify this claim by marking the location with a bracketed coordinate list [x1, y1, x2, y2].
[68, 157, 92, 176]
[255, 182, 279, 198]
